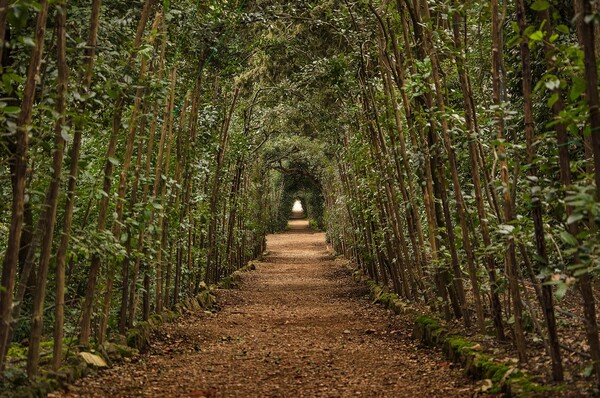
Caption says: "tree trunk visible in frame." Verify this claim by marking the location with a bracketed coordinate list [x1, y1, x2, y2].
[169, 91, 190, 305]
[79, 0, 155, 345]
[573, 0, 600, 385]
[128, 20, 168, 326]
[452, 0, 505, 340]
[491, 0, 527, 362]
[0, 0, 9, 64]
[98, 11, 162, 343]
[27, 2, 68, 376]
[155, 65, 177, 313]
[0, 0, 49, 370]
[52, 0, 102, 370]
[118, 128, 145, 333]
[418, 0, 484, 332]
[205, 88, 240, 284]
[512, 0, 562, 378]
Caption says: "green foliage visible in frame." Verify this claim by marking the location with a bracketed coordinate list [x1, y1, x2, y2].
[2, 0, 600, 390]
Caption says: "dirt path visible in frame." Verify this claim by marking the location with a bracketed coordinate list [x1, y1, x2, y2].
[56, 220, 476, 397]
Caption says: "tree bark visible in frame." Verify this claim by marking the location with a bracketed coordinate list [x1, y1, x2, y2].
[98, 11, 163, 343]
[52, 0, 102, 370]
[0, 0, 49, 370]
[79, 0, 155, 345]
[491, 0, 527, 362]
[573, 0, 600, 385]
[27, 1, 68, 376]
[205, 88, 240, 284]
[452, 0, 505, 340]
[514, 0, 562, 378]
[154, 65, 177, 313]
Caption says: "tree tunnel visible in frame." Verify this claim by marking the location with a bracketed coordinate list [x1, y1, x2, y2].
[268, 165, 325, 231]
[3, 0, 600, 386]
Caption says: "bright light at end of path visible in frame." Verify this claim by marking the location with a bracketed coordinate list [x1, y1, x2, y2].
[292, 200, 303, 212]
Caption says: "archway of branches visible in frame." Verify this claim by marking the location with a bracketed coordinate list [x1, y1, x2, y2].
[2, 0, 600, 387]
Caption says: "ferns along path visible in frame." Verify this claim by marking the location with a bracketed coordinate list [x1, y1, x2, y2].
[1, 0, 600, 396]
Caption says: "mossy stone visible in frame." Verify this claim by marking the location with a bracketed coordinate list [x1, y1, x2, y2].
[390, 299, 405, 315]
[126, 321, 151, 351]
[415, 315, 440, 329]
[149, 313, 163, 326]
[197, 290, 216, 310]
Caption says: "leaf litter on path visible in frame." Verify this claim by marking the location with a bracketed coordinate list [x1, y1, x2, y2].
[56, 220, 476, 397]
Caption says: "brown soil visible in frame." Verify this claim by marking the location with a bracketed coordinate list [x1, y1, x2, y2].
[54, 220, 477, 397]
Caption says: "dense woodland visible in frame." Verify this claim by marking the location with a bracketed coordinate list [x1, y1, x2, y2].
[1, 0, 600, 390]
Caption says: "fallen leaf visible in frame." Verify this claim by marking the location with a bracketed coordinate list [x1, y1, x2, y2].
[480, 379, 493, 392]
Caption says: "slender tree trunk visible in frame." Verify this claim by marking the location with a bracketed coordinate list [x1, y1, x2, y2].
[0, 0, 49, 370]
[358, 67, 414, 297]
[27, 2, 68, 376]
[491, 0, 527, 362]
[574, 0, 600, 188]
[128, 21, 168, 325]
[573, 0, 600, 385]
[417, 0, 484, 332]
[155, 65, 177, 313]
[206, 88, 240, 284]
[79, 0, 155, 345]
[79, 108, 120, 344]
[380, 52, 426, 283]
[371, 22, 426, 291]
[452, 0, 505, 340]
[11, 193, 36, 337]
[118, 129, 145, 333]
[98, 87, 146, 343]
[396, 0, 462, 319]
[98, 12, 162, 342]
[52, 0, 102, 369]
[0, 0, 9, 64]
[513, 0, 562, 379]
[169, 92, 190, 305]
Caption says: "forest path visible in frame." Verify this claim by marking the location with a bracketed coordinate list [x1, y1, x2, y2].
[56, 220, 475, 397]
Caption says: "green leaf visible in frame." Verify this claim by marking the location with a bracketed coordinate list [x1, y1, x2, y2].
[530, 0, 550, 11]
[559, 231, 578, 246]
[3, 106, 20, 114]
[547, 92, 559, 108]
[556, 25, 570, 34]
[555, 282, 568, 301]
[108, 156, 120, 166]
[566, 213, 584, 225]
[570, 77, 587, 101]
[29, 1, 42, 12]
[60, 127, 72, 143]
[497, 224, 515, 235]
[22, 36, 35, 47]
[529, 30, 544, 41]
